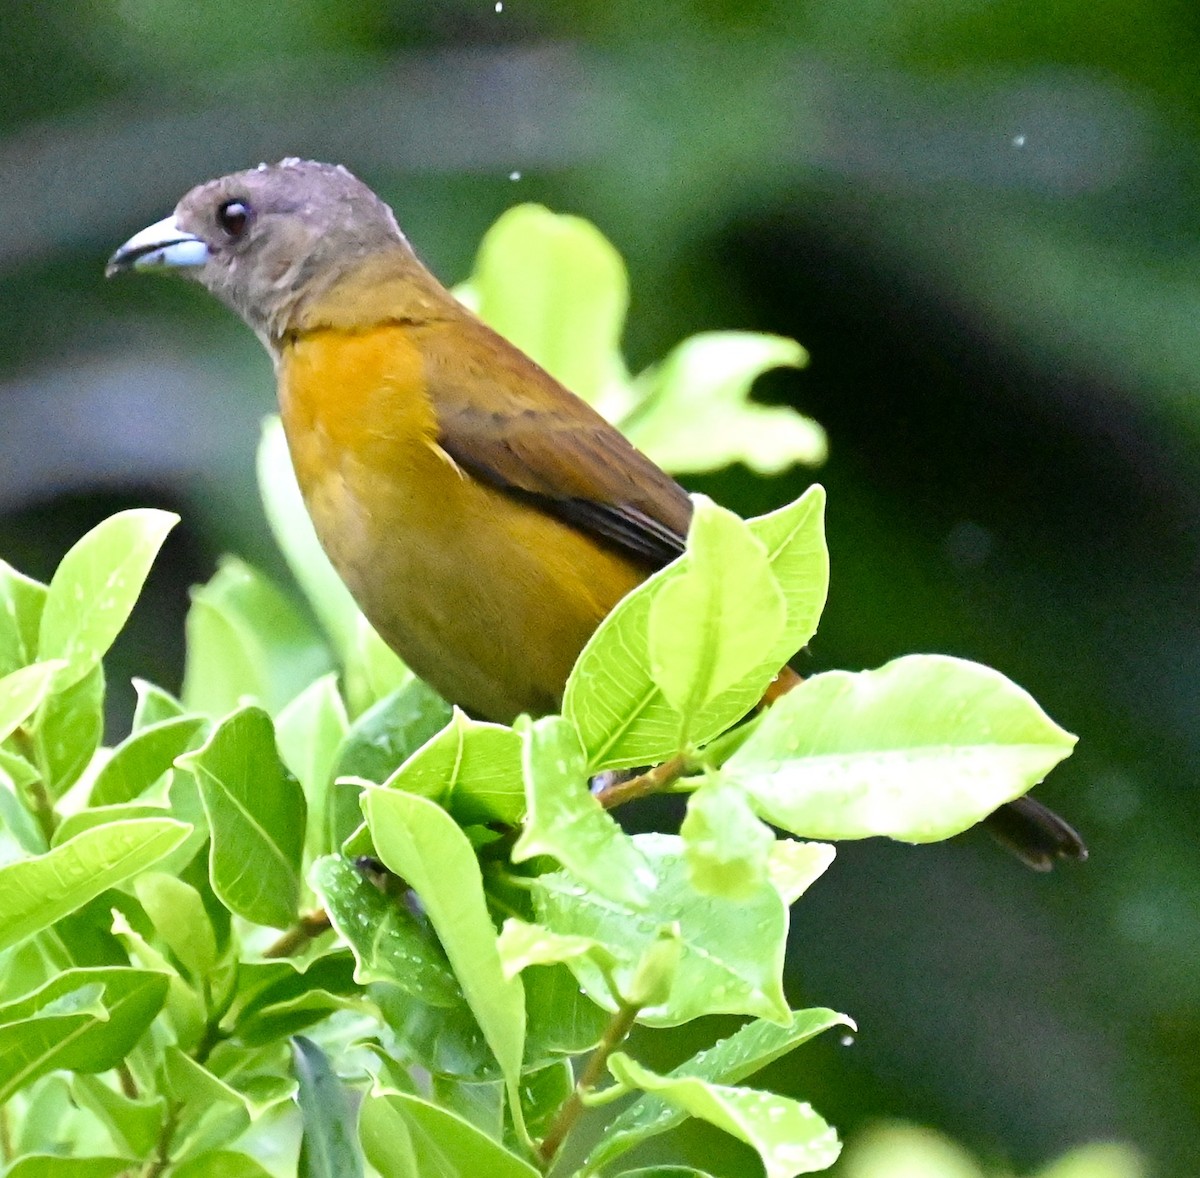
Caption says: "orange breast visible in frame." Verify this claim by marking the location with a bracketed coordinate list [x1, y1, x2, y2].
[275, 325, 646, 720]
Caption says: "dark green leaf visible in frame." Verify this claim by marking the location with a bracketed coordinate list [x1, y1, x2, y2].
[0, 968, 169, 1103]
[293, 1035, 366, 1178]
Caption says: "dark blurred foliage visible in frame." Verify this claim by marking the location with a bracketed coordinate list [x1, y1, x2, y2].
[1, 2, 1196, 1173]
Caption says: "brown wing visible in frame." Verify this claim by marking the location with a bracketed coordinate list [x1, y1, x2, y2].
[420, 316, 693, 570]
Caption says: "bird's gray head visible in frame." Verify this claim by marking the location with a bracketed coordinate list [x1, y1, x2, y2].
[107, 159, 409, 343]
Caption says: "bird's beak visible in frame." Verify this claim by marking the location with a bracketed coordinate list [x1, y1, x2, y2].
[106, 215, 210, 277]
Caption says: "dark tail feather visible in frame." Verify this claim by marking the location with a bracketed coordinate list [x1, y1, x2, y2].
[982, 794, 1088, 871]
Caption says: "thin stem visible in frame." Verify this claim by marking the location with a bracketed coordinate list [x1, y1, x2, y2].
[594, 755, 692, 811]
[262, 909, 332, 959]
[117, 1061, 139, 1100]
[141, 1104, 178, 1178]
[538, 1001, 641, 1166]
[10, 726, 57, 843]
[0, 1102, 11, 1165]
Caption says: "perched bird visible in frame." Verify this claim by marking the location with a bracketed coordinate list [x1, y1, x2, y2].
[107, 159, 1085, 869]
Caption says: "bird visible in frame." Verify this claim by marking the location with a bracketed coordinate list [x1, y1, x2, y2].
[107, 159, 1085, 870]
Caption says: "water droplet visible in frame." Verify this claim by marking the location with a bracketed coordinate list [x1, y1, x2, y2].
[1012, 134, 1026, 148]
[508, 170, 522, 182]
[840, 1033, 855, 1047]
[495, 1, 503, 10]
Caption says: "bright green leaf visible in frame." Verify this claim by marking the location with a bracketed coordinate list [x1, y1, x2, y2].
[181, 557, 330, 719]
[179, 707, 306, 928]
[0, 661, 61, 745]
[277, 673, 350, 864]
[649, 498, 785, 728]
[533, 833, 789, 1026]
[170, 1152, 275, 1178]
[131, 677, 186, 729]
[608, 1054, 840, 1178]
[36, 662, 105, 798]
[89, 713, 206, 807]
[628, 332, 824, 475]
[766, 840, 836, 906]
[0, 818, 190, 953]
[1035, 1142, 1146, 1178]
[258, 414, 360, 662]
[0, 560, 46, 676]
[71, 1072, 166, 1158]
[37, 509, 177, 691]
[586, 1008, 852, 1172]
[162, 1046, 252, 1156]
[292, 1035, 365, 1178]
[565, 486, 828, 770]
[496, 917, 621, 982]
[134, 872, 219, 979]
[461, 204, 630, 408]
[5, 1158, 134, 1178]
[724, 654, 1078, 844]
[364, 789, 526, 1097]
[382, 708, 524, 826]
[681, 777, 774, 899]
[835, 1124, 983, 1178]
[512, 715, 653, 906]
[358, 1089, 541, 1178]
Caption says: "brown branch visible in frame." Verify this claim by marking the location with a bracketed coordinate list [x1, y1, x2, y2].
[262, 909, 332, 959]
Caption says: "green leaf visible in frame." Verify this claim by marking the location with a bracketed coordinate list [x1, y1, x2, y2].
[532, 833, 789, 1026]
[627, 332, 825, 475]
[162, 1046, 252, 1156]
[723, 654, 1078, 844]
[131, 677, 185, 729]
[181, 557, 330, 719]
[648, 498, 786, 729]
[496, 918, 621, 981]
[586, 1008, 852, 1172]
[5, 1159, 135, 1178]
[565, 486, 828, 770]
[345, 612, 410, 716]
[71, 1073, 166, 1157]
[0, 818, 190, 953]
[835, 1125, 982, 1178]
[36, 662, 105, 798]
[681, 778, 774, 900]
[512, 716, 654, 907]
[608, 1054, 840, 1178]
[52, 802, 174, 846]
[1035, 1143, 1146, 1178]
[0, 560, 46, 676]
[766, 840, 836, 906]
[169, 1153, 275, 1178]
[364, 789, 526, 1095]
[179, 706, 306, 928]
[293, 1035, 367, 1178]
[36, 508, 177, 691]
[310, 854, 460, 1006]
[461, 204, 630, 408]
[380, 708, 524, 826]
[358, 1089, 541, 1178]
[258, 415, 361, 662]
[614, 1169, 722, 1178]
[521, 960, 610, 1065]
[89, 713, 206, 807]
[277, 673, 350, 864]
[133, 872, 219, 979]
[0, 661, 60, 744]
[0, 967, 169, 1103]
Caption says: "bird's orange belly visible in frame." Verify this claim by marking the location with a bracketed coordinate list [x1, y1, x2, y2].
[276, 330, 646, 721]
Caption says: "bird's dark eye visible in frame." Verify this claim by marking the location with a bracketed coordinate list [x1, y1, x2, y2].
[216, 199, 251, 237]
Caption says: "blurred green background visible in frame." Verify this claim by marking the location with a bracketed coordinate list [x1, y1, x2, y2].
[1, 1, 1194, 1174]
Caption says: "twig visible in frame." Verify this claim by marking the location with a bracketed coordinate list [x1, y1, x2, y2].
[262, 909, 332, 959]
[538, 1001, 641, 1165]
[594, 755, 692, 811]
